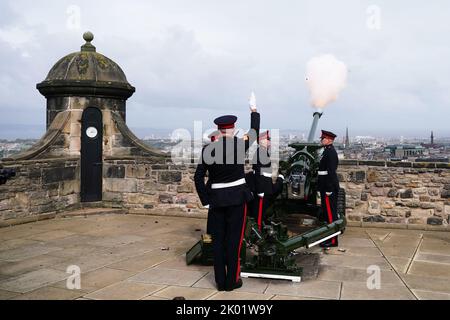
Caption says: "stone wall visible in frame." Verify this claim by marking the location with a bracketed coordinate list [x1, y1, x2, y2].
[101, 158, 450, 229]
[1, 156, 449, 230]
[0, 158, 80, 226]
[338, 160, 450, 229]
[102, 156, 203, 218]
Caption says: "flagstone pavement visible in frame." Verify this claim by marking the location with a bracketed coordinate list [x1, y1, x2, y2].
[0, 213, 449, 300]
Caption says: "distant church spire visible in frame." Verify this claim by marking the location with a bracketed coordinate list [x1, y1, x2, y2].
[345, 127, 350, 148]
[431, 131, 434, 145]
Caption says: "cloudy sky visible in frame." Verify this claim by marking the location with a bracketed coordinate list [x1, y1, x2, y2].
[0, 0, 449, 139]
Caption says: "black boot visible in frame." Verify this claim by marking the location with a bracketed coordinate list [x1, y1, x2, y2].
[217, 283, 225, 291]
[225, 278, 243, 291]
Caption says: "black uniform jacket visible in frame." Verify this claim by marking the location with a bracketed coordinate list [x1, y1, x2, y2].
[317, 144, 340, 193]
[194, 112, 260, 208]
[250, 146, 283, 197]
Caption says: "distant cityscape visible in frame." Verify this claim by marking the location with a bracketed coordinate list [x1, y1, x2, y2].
[2, 129, 449, 163]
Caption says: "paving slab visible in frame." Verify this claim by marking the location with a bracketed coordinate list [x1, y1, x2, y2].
[386, 229, 424, 237]
[11, 286, 84, 300]
[323, 246, 382, 257]
[400, 273, 450, 294]
[419, 239, 450, 256]
[415, 253, 450, 265]
[128, 267, 207, 287]
[338, 228, 368, 237]
[51, 252, 128, 274]
[107, 250, 178, 272]
[373, 244, 418, 259]
[0, 289, 20, 300]
[338, 237, 376, 248]
[412, 289, 450, 300]
[0, 225, 49, 240]
[384, 256, 411, 274]
[407, 261, 450, 279]
[152, 285, 216, 300]
[88, 234, 147, 248]
[208, 291, 273, 300]
[0, 243, 63, 262]
[422, 231, 450, 241]
[0, 268, 69, 293]
[320, 254, 392, 270]
[27, 230, 77, 242]
[97, 241, 156, 260]
[0, 238, 42, 251]
[265, 279, 341, 300]
[44, 234, 100, 248]
[340, 282, 416, 300]
[84, 281, 165, 300]
[0, 254, 68, 277]
[46, 244, 105, 259]
[154, 255, 212, 272]
[365, 230, 391, 241]
[191, 272, 218, 290]
[317, 265, 403, 285]
[31, 217, 99, 231]
[52, 267, 134, 293]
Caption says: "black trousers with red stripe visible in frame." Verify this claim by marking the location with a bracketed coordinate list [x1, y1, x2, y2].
[209, 203, 247, 289]
[248, 197, 267, 232]
[320, 191, 339, 246]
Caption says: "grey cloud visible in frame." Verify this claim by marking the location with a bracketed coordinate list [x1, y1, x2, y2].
[0, 0, 449, 139]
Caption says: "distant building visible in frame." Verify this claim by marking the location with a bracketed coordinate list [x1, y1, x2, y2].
[385, 145, 425, 159]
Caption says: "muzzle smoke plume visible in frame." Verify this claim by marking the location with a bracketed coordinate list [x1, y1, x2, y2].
[305, 54, 348, 109]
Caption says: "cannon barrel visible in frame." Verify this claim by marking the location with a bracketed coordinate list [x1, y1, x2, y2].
[281, 218, 346, 252]
[306, 111, 323, 143]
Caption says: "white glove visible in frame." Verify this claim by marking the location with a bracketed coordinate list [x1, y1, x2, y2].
[249, 91, 257, 112]
[258, 193, 265, 198]
[326, 192, 333, 196]
[278, 174, 285, 180]
[204, 205, 210, 209]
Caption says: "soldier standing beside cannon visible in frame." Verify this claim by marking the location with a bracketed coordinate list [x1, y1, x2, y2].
[317, 130, 340, 248]
[246, 129, 284, 231]
[194, 110, 258, 291]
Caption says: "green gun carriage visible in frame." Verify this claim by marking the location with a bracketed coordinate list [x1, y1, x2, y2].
[186, 112, 347, 282]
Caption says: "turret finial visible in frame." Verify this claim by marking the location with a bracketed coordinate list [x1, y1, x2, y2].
[81, 31, 96, 52]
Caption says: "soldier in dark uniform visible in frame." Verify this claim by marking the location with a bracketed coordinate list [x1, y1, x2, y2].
[317, 130, 340, 248]
[194, 112, 259, 291]
[247, 129, 284, 231]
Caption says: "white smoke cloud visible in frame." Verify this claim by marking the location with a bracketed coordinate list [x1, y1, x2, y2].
[305, 54, 348, 109]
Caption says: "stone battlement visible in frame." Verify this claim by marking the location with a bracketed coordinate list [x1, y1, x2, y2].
[1, 157, 449, 230]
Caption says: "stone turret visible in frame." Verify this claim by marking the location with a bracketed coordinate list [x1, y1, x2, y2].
[37, 31, 135, 128]
[6, 32, 165, 160]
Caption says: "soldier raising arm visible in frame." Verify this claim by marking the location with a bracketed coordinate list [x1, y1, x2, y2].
[193, 110, 258, 292]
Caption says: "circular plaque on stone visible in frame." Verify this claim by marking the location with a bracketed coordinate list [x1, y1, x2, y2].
[86, 127, 98, 138]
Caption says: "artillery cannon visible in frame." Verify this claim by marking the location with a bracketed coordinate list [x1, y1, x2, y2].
[186, 111, 346, 282]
